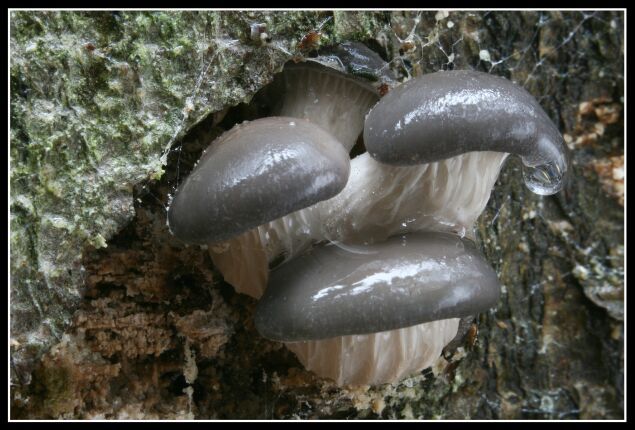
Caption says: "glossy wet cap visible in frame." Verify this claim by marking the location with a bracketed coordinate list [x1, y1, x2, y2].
[167, 117, 350, 245]
[255, 232, 501, 342]
[318, 41, 395, 84]
[364, 70, 569, 195]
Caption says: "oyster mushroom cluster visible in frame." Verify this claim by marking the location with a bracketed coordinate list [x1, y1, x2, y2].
[167, 42, 569, 386]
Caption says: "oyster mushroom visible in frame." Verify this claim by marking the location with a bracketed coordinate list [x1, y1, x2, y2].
[254, 232, 500, 385]
[255, 232, 500, 342]
[167, 116, 350, 245]
[206, 69, 568, 385]
[364, 69, 569, 195]
[212, 149, 509, 385]
[168, 43, 390, 244]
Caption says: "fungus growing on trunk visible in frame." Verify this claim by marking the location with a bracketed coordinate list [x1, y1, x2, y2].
[363, 69, 569, 195]
[167, 117, 350, 245]
[255, 232, 500, 342]
[169, 47, 569, 386]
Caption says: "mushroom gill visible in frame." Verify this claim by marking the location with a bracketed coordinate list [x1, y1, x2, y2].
[272, 62, 378, 152]
[287, 319, 459, 386]
[267, 41, 388, 151]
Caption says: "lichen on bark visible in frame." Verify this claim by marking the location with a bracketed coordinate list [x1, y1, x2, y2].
[10, 10, 623, 419]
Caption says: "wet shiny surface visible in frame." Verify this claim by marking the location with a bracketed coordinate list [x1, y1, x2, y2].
[255, 231, 501, 341]
[363, 70, 569, 195]
[317, 41, 396, 84]
[167, 117, 350, 244]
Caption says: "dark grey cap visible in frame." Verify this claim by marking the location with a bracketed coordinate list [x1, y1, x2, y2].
[167, 117, 350, 245]
[255, 232, 501, 342]
[363, 70, 569, 195]
[318, 41, 395, 84]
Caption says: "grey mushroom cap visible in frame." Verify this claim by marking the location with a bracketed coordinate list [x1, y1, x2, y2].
[363, 70, 569, 195]
[255, 232, 501, 342]
[318, 41, 396, 84]
[167, 117, 350, 245]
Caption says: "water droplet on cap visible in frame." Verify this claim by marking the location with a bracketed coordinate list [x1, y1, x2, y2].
[521, 159, 566, 195]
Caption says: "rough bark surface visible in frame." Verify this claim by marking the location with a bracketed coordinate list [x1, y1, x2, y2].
[10, 11, 624, 419]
